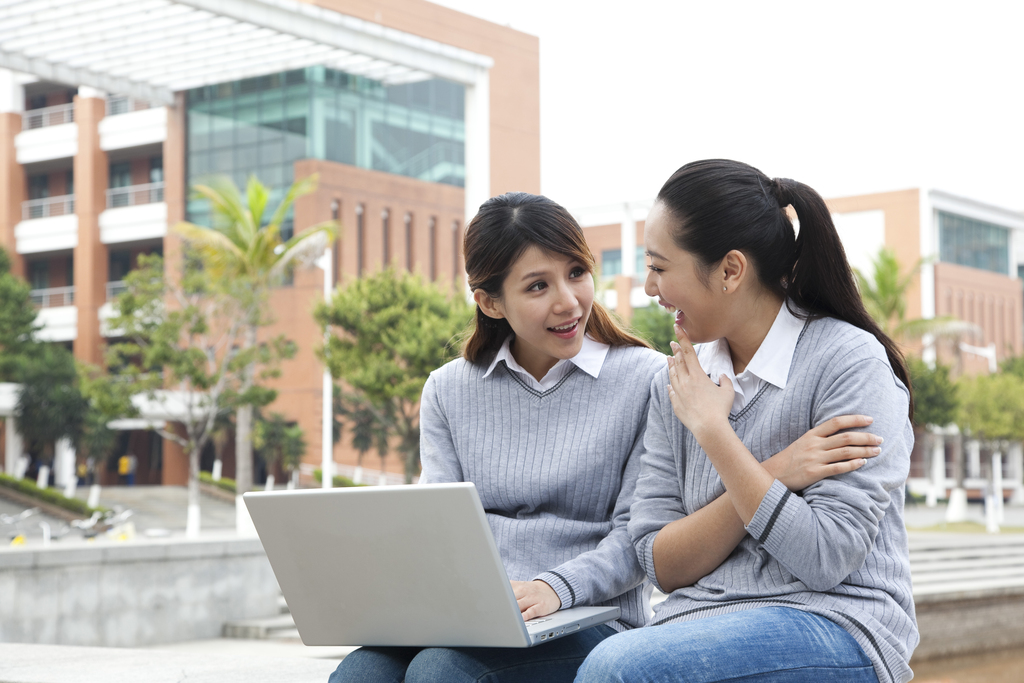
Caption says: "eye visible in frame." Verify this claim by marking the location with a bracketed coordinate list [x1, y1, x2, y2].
[569, 266, 587, 279]
[647, 263, 663, 273]
[527, 281, 547, 292]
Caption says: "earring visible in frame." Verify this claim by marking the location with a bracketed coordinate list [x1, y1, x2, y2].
[723, 286, 727, 292]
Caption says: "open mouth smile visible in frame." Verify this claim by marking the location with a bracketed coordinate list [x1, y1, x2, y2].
[548, 319, 580, 339]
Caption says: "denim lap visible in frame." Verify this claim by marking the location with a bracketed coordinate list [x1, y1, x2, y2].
[329, 624, 617, 683]
[574, 607, 879, 683]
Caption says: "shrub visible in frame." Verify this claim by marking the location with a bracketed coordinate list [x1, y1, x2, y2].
[199, 470, 237, 493]
[0, 472, 104, 516]
[312, 469, 363, 488]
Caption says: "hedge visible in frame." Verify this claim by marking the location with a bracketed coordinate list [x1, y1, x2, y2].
[312, 469, 364, 488]
[199, 471, 237, 493]
[0, 472, 104, 516]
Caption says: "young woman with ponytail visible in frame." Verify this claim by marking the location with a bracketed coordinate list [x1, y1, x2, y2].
[575, 160, 918, 683]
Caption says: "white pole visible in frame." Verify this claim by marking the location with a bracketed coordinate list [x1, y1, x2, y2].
[993, 450, 1004, 524]
[926, 432, 945, 507]
[322, 246, 333, 489]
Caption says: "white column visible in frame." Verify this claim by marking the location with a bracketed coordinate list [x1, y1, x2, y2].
[0, 69, 25, 114]
[967, 439, 981, 479]
[463, 69, 491, 225]
[77, 86, 107, 100]
[321, 246, 334, 490]
[926, 432, 945, 507]
[621, 203, 637, 279]
[993, 450, 1004, 524]
[1009, 442, 1024, 505]
[4, 416, 23, 476]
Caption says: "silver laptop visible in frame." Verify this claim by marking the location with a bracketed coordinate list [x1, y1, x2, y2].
[243, 482, 620, 647]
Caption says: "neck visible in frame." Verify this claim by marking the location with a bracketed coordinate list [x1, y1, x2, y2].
[725, 294, 785, 374]
[509, 338, 559, 381]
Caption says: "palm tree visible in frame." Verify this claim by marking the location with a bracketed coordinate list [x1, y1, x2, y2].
[855, 248, 979, 360]
[175, 174, 337, 497]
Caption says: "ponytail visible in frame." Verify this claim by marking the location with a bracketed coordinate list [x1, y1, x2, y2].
[657, 160, 913, 419]
[775, 178, 913, 418]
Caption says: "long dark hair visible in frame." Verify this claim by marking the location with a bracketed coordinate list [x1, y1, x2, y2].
[656, 159, 913, 418]
[462, 192, 650, 363]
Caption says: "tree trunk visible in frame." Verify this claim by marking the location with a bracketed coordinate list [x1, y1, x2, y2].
[186, 443, 201, 538]
[236, 403, 253, 494]
[235, 324, 259, 496]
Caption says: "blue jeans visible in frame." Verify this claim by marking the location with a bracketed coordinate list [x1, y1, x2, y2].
[328, 624, 617, 683]
[574, 607, 879, 683]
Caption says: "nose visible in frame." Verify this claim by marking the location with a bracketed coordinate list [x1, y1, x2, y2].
[644, 269, 658, 298]
[552, 280, 578, 314]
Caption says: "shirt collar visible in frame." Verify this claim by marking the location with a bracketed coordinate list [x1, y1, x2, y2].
[697, 302, 806, 389]
[482, 334, 610, 380]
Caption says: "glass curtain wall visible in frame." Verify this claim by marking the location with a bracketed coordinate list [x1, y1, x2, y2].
[186, 67, 465, 225]
[938, 211, 1010, 275]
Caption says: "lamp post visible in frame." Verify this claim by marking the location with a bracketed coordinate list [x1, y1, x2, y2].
[317, 245, 334, 489]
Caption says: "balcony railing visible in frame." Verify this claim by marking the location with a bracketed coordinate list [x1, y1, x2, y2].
[22, 103, 75, 130]
[22, 194, 75, 220]
[105, 95, 151, 116]
[106, 181, 164, 209]
[106, 280, 127, 301]
[30, 286, 75, 308]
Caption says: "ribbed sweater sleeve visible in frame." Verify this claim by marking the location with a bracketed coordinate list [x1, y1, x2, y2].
[745, 356, 913, 590]
[419, 373, 464, 484]
[628, 369, 686, 593]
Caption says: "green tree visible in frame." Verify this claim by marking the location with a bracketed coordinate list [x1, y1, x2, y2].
[957, 372, 1024, 443]
[77, 362, 139, 479]
[335, 388, 390, 481]
[1000, 355, 1024, 381]
[0, 247, 41, 381]
[855, 247, 978, 344]
[13, 344, 87, 480]
[907, 358, 958, 429]
[175, 174, 337, 496]
[105, 253, 290, 535]
[316, 268, 472, 483]
[253, 411, 306, 488]
[630, 302, 675, 355]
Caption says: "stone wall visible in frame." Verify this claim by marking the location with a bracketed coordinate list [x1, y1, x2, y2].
[913, 586, 1024, 661]
[0, 537, 279, 646]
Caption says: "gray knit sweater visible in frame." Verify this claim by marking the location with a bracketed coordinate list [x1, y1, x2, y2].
[629, 316, 918, 683]
[420, 344, 665, 631]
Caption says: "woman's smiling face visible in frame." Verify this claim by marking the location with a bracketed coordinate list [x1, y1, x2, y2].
[643, 201, 724, 344]
[475, 244, 594, 380]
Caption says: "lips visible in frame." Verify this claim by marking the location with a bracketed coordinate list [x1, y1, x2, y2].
[548, 318, 580, 339]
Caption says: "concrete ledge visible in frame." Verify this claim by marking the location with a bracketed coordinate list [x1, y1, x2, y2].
[0, 537, 278, 647]
[0, 643, 338, 683]
[914, 589, 1024, 661]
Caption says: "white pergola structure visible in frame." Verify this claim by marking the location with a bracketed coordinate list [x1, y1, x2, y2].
[0, 0, 493, 220]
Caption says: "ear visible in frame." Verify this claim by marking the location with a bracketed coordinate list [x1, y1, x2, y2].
[473, 289, 505, 320]
[721, 250, 749, 292]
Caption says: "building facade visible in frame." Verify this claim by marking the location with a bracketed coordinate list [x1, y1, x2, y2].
[0, 0, 540, 486]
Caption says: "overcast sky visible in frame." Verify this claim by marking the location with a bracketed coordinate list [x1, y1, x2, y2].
[431, 0, 1024, 213]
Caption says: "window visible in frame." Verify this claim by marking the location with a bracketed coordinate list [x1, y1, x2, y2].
[109, 251, 132, 282]
[938, 211, 1010, 275]
[382, 209, 391, 266]
[404, 213, 413, 271]
[601, 247, 645, 278]
[149, 156, 164, 183]
[28, 174, 49, 200]
[429, 217, 437, 281]
[356, 204, 365, 276]
[65, 170, 74, 197]
[29, 260, 49, 290]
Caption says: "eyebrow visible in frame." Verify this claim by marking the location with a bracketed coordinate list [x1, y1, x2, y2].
[646, 249, 668, 261]
[521, 271, 549, 281]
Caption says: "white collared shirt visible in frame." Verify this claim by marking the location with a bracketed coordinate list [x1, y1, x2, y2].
[483, 334, 611, 391]
[696, 302, 806, 413]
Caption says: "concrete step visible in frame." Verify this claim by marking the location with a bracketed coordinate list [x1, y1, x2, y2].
[222, 613, 297, 639]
